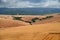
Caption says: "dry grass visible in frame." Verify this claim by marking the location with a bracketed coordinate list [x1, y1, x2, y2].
[0, 18, 29, 28]
[0, 13, 60, 40]
[32, 15, 60, 25]
[0, 22, 60, 40]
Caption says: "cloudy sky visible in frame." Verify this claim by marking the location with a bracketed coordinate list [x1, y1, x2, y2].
[0, 0, 60, 8]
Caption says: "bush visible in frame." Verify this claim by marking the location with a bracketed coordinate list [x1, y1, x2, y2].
[39, 19, 42, 20]
[24, 21, 32, 25]
[31, 17, 40, 22]
[31, 17, 37, 22]
[13, 17, 22, 20]
[42, 18, 47, 20]
[46, 16, 53, 18]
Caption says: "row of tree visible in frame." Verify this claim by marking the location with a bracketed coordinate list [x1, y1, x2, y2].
[12, 16, 53, 25]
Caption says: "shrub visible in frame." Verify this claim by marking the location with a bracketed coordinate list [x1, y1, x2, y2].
[42, 18, 47, 20]
[24, 21, 32, 25]
[13, 17, 22, 20]
[31, 17, 40, 22]
[46, 16, 53, 18]
[39, 19, 42, 20]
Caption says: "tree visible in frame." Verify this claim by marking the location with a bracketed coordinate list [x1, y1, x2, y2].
[12, 16, 22, 20]
[31, 17, 40, 22]
[24, 21, 32, 25]
[46, 16, 53, 18]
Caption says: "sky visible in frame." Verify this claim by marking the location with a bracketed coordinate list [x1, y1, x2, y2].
[0, 0, 60, 8]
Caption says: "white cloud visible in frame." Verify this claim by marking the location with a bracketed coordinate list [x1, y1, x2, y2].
[0, 0, 60, 8]
[2, 0, 7, 2]
[7, 1, 30, 8]
[44, 0, 60, 8]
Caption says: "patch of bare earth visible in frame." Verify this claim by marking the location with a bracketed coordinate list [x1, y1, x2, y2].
[0, 22, 60, 40]
[0, 18, 29, 28]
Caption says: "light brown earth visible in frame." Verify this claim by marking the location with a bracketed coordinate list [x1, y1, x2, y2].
[0, 18, 29, 28]
[0, 22, 60, 40]
[0, 13, 60, 40]
[32, 14, 60, 25]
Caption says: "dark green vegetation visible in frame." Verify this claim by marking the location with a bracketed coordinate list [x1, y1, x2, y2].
[12, 16, 53, 25]
[13, 17, 22, 20]
[46, 16, 53, 18]
[24, 21, 32, 25]
[12, 16, 32, 25]
[31, 17, 41, 22]
[41, 16, 53, 20]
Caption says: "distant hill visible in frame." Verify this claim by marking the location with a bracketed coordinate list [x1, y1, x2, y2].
[0, 8, 60, 15]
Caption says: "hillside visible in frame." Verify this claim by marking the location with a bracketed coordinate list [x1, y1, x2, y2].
[0, 18, 29, 28]
[0, 13, 60, 40]
[32, 14, 60, 25]
[0, 22, 60, 40]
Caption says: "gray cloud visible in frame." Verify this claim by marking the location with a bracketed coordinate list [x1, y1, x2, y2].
[21, 0, 46, 3]
[0, 0, 60, 8]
